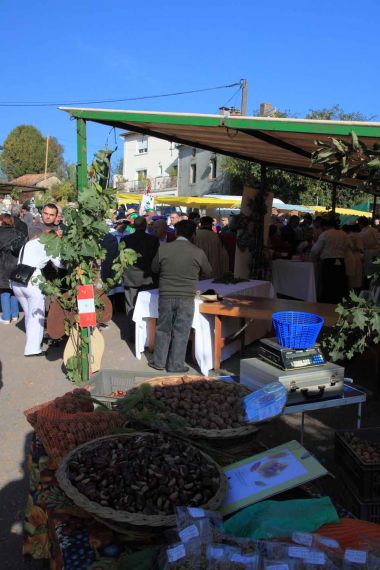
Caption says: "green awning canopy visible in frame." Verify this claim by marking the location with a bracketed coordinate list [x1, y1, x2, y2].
[60, 107, 380, 192]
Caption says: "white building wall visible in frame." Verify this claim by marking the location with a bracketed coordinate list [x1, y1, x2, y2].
[122, 133, 178, 181]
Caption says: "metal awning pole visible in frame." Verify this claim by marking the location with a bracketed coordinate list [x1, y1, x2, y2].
[77, 118, 87, 193]
[331, 182, 337, 214]
[372, 195, 377, 222]
[76, 118, 90, 383]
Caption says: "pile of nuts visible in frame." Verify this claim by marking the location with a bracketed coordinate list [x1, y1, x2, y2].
[343, 432, 380, 464]
[149, 378, 250, 430]
[53, 389, 93, 414]
[67, 434, 221, 515]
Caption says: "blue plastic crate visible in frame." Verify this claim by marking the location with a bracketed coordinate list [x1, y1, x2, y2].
[272, 311, 324, 349]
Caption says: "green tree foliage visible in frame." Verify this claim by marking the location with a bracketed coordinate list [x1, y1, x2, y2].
[306, 105, 371, 122]
[49, 180, 77, 205]
[37, 149, 138, 383]
[1, 125, 64, 179]
[111, 156, 124, 179]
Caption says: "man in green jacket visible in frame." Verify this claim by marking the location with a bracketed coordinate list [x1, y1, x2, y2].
[149, 220, 212, 373]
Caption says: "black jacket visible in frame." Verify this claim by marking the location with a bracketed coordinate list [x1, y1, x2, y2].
[121, 231, 159, 287]
[0, 227, 27, 289]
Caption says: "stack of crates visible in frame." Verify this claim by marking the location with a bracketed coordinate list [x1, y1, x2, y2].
[335, 428, 380, 523]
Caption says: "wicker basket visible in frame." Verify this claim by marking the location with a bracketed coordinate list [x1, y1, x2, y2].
[126, 375, 260, 439]
[56, 432, 228, 528]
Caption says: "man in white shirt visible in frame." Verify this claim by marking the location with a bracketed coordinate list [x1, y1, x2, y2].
[311, 217, 349, 303]
[12, 229, 62, 356]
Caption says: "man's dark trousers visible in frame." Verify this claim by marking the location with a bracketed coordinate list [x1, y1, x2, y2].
[153, 297, 194, 371]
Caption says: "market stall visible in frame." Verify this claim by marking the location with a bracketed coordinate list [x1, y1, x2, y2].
[22, 375, 380, 570]
[27, 106, 380, 568]
[133, 278, 274, 374]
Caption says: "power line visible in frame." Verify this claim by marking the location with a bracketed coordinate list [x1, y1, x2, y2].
[0, 81, 242, 107]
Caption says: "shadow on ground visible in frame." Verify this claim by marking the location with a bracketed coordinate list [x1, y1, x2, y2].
[0, 432, 45, 570]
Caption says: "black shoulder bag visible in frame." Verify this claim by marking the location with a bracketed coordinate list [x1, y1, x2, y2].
[10, 245, 36, 285]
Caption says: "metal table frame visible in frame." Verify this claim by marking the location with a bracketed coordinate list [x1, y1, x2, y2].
[283, 384, 366, 445]
[220, 377, 366, 445]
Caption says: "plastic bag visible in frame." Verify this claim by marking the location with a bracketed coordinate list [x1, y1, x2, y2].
[163, 542, 199, 570]
[262, 558, 302, 570]
[242, 382, 287, 423]
[176, 506, 223, 532]
[343, 548, 369, 569]
[207, 544, 260, 569]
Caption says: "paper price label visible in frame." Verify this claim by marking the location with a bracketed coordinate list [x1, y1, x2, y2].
[316, 536, 339, 549]
[288, 546, 310, 559]
[207, 547, 225, 559]
[167, 544, 186, 562]
[188, 507, 205, 518]
[292, 531, 313, 546]
[305, 551, 326, 565]
[266, 565, 289, 570]
[178, 524, 199, 543]
[231, 553, 258, 564]
[344, 549, 368, 563]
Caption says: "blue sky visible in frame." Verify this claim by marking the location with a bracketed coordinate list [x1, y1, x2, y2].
[0, 0, 379, 167]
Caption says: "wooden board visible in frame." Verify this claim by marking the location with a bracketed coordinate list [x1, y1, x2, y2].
[199, 295, 338, 327]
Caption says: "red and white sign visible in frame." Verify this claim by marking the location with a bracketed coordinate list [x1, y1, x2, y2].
[77, 284, 97, 327]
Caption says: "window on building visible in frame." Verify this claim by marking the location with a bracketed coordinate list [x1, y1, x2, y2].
[190, 164, 197, 184]
[136, 137, 148, 154]
[137, 169, 147, 181]
[209, 157, 217, 180]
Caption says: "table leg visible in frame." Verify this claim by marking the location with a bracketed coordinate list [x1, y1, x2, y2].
[214, 315, 222, 370]
[240, 317, 246, 356]
[300, 412, 305, 446]
[148, 317, 156, 353]
[357, 403, 362, 429]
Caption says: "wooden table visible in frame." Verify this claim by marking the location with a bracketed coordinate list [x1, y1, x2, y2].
[199, 295, 338, 370]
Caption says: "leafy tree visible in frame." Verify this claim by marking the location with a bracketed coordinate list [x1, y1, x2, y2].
[1, 125, 64, 179]
[38, 149, 138, 383]
[306, 105, 372, 122]
[111, 156, 124, 178]
[49, 180, 77, 205]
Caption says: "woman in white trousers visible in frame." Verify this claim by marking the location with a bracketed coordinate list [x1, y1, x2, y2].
[12, 230, 61, 357]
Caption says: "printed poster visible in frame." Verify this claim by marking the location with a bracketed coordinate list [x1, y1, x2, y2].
[220, 440, 327, 515]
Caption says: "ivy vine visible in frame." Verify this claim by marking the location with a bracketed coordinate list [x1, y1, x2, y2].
[35, 149, 138, 383]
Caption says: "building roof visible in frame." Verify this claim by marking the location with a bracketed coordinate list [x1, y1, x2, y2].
[9, 173, 57, 186]
[60, 107, 380, 194]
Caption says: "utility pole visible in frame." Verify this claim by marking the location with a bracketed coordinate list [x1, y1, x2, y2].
[241, 79, 248, 115]
[44, 136, 50, 181]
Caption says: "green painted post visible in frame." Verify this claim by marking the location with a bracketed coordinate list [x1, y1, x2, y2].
[77, 118, 87, 192]
[76, 118, 90, 383]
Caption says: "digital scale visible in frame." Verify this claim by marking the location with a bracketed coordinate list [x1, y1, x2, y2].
[258, 338, 325, 370]
[239, 338, 344, 404]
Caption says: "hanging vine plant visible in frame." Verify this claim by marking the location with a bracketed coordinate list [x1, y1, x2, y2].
[312, 132, 380, 361]
[35, 149, 138, 383]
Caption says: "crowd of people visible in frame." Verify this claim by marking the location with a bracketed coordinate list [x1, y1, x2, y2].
[269, 212, 380, 303]
[1, 197, 380, 370]
[101, 206, 235, 372]
[0, 200, 235, 371]
[0, 201, 64, 356]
